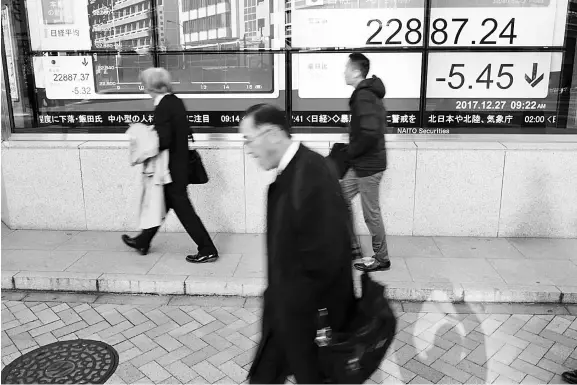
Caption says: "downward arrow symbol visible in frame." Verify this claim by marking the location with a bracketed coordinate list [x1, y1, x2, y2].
[525, 63, 544, 88]
[82, 58, 89, 66]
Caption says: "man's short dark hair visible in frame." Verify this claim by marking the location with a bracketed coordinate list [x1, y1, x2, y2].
[348, 53, 370, 79]
[244, 104, 291, 137]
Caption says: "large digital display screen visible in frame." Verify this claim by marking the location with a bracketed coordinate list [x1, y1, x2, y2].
[10, 0, 576, 134]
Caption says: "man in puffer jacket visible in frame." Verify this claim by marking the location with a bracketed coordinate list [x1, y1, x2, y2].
[343, 53, 390, 273]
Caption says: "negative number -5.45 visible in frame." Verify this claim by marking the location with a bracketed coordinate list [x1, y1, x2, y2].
[444, 63, 514, 90]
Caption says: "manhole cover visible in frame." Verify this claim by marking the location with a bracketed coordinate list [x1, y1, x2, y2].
[1, 339, 119, 384]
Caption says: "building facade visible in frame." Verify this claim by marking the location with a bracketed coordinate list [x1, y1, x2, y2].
[178, 0, 281, 49]
[1, 0, 576, 237]
[88, 0, 179, 51]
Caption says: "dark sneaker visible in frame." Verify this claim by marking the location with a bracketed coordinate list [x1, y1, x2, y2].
[186, 253, 219, 263]
[562, 370, 577, 384]
[121, 234, 149, 256]
[354, 258, 391, 272]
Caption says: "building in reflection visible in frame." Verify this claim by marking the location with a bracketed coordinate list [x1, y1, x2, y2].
[179, 0, 283, 50]
[88, 0, 180, 51]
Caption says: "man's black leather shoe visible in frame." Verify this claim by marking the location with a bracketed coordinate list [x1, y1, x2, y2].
[121, 234, 149, 256]
[562, 370, 577, 384]
[354, 258, 391, 272]
[186, 253, 219, 263]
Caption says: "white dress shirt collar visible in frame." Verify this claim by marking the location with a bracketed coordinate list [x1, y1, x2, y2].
[277, 141, 300, 176]
[154, 93, 169, 107]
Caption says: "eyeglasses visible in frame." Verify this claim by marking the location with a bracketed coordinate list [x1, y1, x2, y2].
[244, 127, 275, 145]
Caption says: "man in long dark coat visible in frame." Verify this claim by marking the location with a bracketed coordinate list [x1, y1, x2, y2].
[239, 104, 356, 384]
[121, 67, 218, 262]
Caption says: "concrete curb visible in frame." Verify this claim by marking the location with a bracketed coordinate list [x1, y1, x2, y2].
[1, 270, 576, 304]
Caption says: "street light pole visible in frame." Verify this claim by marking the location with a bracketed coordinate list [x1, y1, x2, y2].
[166, 20, 187, 68]
[166, 20, 188, 50]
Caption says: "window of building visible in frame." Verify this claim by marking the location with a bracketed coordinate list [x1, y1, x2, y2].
[1, 0, 575, 135]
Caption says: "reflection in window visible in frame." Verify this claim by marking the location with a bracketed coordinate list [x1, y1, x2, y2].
[94, 54, 154, 93]
[168, 0, 278, 50]
[245, 0, 258, 38]
[89, 0, 154, 50]
[159, 53, 274, 93]
[3, 0, 576, 135]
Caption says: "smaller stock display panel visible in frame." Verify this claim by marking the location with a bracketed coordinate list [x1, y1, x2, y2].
[290, 52, 422, 133]
[26, 52, 282, 133]
[35, 53, 154, 101]
[39, 52, 274, 97]
[422, 51, 568, 134]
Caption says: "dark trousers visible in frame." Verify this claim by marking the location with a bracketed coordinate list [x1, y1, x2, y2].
[249, 333, 289, 384]
[249, 329, 324, 384]
[136, 182, 217, 255]
[340, 169, 389, 264]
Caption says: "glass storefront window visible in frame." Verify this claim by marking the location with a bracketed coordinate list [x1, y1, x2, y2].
[0, 0, 575, 135]
[291, 51, 422, 132]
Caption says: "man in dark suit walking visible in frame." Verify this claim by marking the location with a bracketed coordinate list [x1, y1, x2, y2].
[240, 104, 356, 384]
[122, 67, 219, 263]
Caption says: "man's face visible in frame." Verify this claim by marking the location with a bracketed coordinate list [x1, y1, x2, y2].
[344, 60, 358, 86]
[240, 116, 277, 171]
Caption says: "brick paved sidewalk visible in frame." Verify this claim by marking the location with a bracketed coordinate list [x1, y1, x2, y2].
[2, 291, 576, 384]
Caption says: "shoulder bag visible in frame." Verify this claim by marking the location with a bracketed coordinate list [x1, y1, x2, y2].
[326, 143, 350, 180]
[187, 132, 209, 185]
[315, 272, 397, 384]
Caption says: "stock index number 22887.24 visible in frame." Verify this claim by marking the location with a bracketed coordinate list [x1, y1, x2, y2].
[365, 17, 517, 46]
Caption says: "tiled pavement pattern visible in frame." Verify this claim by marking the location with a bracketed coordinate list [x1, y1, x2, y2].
[2, 292, 577, 384]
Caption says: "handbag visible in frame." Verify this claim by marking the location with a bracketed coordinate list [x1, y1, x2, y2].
[187, 133, 208, 185]
[188, 149, 208, 185]
[315, 272, 397, 384]
[327, 143, 350, 180]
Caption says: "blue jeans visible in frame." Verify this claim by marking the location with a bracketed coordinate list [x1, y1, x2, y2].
[340, 169, 389, 264]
